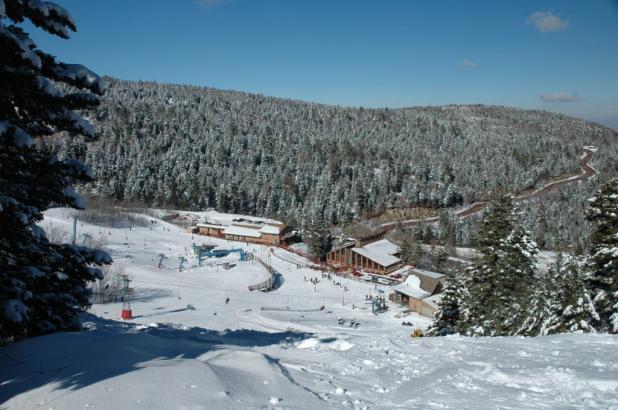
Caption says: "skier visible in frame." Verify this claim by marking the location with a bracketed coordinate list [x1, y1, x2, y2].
[225, 297, 230, 304]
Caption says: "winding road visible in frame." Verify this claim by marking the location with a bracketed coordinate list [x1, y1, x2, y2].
[372, 146, 598, 236]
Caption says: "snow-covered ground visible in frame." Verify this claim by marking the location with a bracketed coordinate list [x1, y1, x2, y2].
[2, 209, 617, 409]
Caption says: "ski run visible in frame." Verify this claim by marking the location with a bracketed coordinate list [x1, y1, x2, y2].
[1, 208, 617, 409]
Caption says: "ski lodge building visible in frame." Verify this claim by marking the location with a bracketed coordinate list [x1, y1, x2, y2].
[326, 238, 403, 275]
[389, 270, 447, 317]
[188, 213, 286, 246]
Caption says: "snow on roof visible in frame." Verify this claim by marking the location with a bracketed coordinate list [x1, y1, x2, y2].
[393, 275, 429, 299]
[352, 239, 401, 267]
[404, 274, 422, 288]
[423, 293, 443, 309]
[196, 223, 224, 229]
[388, 265, 413, 277]
[363, 239, 399, 255]
[223, 225, 262, 238]
[203, 210, 282, 227]
[232, 221, 263, 229]
[259, 225, 281, 235]
[412, 269, 447, 280]
[393, 286, 428, 299]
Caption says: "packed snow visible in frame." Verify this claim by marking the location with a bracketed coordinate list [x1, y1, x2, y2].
[1, 208, 617, 409]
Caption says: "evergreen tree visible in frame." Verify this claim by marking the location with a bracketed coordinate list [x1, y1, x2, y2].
[534, 203, 548, 249]
[520, 253, 598, 336]
[304, 213, 332, 261]
[438, 210, 456, 246]
[429, 269, 466, 335]
[414, 219, 426, 242]
[0, 1, 111, 343]
[499, 226, 538, 334]
[458, 195, 538, 336]
[399, 233, 421, 266]
[585, 178, 618, 332]
[552, 254, 598, 334]
[412, 240, 423, 267]
[431, 246, 449, 273]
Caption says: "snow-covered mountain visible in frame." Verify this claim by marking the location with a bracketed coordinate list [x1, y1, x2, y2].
[56, 78, 618, 223]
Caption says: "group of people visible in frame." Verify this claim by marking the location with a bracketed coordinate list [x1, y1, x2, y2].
[304, 274, 350, 292]
[337, 317, 360, 328]
[304, 276, 320, 285]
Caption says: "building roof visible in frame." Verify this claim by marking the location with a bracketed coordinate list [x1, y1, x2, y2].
[422, 293, 443, 310]
[363, 239, 399, 255]
[195, 213, 283, 238]
[232, 222, 262, 230]
[352, 239, 401, 267]
[388, 265, 413, 278]
[202, 210, 283, 227]
[196, 223, 225, 229]
[393, 284, 429, 299]
[259, 225, 281, 235]
[223, 225, 262, 238]
[409, 269, 447, 295]
[412, 269, 447, 280]
[393, 275, 429, 299]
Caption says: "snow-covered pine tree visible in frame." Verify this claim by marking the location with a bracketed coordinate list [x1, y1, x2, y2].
[459, 194, 538, 336]
[458, 263, 498, 336]
[438, 210, 456, 246]
[551, 254, 598, 334]
[458, 195, 517, 336]
[429, 269, 467, 335]
[0, 0, 111, 343]
[519, 253, 597, 336]
[498, 224, 538, 333]
[431, 246, 449, 273]
[517, 273, 548, 336]
[304, 208, 332, 261]
[585, 178, 618, 333]
[412, 240, 423, 267]
[398, 233, 421, 267]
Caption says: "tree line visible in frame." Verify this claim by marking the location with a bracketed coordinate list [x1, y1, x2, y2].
[51, 78, 618, 251]
[430, 179, 618, 336]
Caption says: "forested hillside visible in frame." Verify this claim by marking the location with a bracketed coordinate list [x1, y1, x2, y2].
[55, 78, 617, 238]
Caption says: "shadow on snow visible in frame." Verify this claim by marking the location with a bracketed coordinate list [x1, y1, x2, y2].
[0, 313, 313, 404]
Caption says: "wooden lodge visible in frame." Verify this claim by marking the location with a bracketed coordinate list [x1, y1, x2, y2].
[390, 270, 447, 317]
[188, 215, 286, 246]
[326, 238, 403, 275]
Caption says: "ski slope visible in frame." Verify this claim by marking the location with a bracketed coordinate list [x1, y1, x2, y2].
[1, 208, 617, 409]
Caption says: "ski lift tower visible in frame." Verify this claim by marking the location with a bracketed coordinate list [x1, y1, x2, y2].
[158, 253, 167, 269]
[120, 274, 132, 320]
[71, 213, 78, 245]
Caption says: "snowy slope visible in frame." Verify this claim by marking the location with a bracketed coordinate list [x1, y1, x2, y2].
[1, 209, 617, 409]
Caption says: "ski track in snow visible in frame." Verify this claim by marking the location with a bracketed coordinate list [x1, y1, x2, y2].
[1, 207, 617, 409]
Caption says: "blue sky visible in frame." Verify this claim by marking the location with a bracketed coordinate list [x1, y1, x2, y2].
[26, 0, 618, 129]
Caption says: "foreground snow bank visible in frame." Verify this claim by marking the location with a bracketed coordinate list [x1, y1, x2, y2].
[2, 315, 618, 410]
[0, 315, 322, 410]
